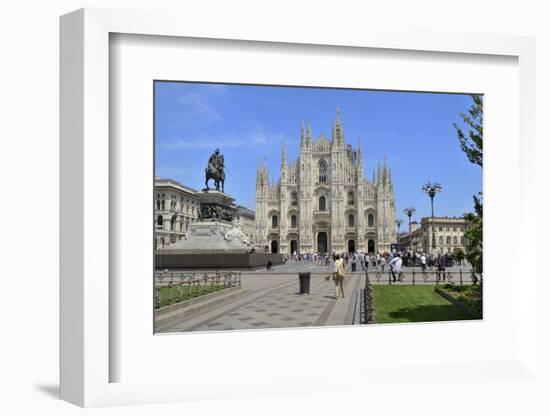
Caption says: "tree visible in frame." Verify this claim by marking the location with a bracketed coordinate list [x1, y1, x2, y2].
[454, 96, 483, 273]
[453, 247, 465, 264]
[453, 95, 483, 167]
[463, 193, 483, 273]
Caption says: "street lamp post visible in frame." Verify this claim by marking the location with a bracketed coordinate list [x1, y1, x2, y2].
[403, 207, 416, 253]
[395, 219, 403, 246]
[422, 182, 442, 255]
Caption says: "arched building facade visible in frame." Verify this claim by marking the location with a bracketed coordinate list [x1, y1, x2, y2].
[255, 110, 397, 255]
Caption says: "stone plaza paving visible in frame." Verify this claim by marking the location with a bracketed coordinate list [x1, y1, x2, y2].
[156, 261, 476, 333]
[158, 266, 366, 333]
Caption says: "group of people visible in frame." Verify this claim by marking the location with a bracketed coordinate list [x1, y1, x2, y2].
[275, 249, 461, 287]
[400, 251, 461, 268]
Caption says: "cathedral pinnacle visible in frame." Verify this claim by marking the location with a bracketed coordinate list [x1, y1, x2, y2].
[263, 159, 268, 187]
[300, 118, 306, 148]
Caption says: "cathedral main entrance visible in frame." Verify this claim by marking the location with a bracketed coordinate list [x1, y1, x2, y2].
[368, 239, 375, 254]
[348, 240, 355, 253]
[290, 240, 297, 255]
[317, 232, 328, 254]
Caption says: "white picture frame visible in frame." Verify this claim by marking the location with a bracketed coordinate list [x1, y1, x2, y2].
[60, 7, 538, 408]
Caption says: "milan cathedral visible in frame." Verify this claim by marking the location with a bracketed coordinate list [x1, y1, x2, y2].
[255, 110, 397, 255]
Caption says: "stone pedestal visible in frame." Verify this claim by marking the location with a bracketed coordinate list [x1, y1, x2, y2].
[166, 190, 253, 254]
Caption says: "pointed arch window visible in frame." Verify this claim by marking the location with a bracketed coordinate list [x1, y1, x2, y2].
[348, 214, 355, 227]
[318, 160, 328, 182]
[156, 215, 163, 227]
[291, 215, 297, 228]
[272, 215, 278, 228]
[319, 196, 326, 211]
[367, 213, 374, 227]
[348, 191, 354, 206]
[290, 191, 298, 206]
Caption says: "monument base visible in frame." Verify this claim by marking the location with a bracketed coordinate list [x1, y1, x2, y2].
[168, 221, 254, 253]
[155, 252, 284, 270]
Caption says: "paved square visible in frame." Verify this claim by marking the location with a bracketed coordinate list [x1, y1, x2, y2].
[157, 268, 366, 333]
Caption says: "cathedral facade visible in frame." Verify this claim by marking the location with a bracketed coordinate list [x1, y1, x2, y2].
[255, 110, 397, 255]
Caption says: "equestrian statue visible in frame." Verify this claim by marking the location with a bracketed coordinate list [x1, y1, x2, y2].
[204, 148, 225, 192]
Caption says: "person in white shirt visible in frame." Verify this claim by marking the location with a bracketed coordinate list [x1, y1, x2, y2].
[389, 254, 403, 282]
[420, 253, 427, 272]
[332, 255, 346, 298]
[379, 256, 386, 272]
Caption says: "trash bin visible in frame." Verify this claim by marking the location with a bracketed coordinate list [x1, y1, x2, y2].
[351, 262, 357, 272]
[298, 272, 311, 294]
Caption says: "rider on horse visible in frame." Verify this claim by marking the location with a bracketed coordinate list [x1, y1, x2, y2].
[205, 148, 225, 192]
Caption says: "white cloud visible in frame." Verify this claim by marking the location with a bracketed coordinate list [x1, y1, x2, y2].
[160, 124, 289, 150]
[176, 92, 222, 122]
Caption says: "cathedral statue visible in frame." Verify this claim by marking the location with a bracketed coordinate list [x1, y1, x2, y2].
[204, 148, 225, 192]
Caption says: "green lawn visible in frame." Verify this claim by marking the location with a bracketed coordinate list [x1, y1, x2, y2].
[372, 285, 475, 324]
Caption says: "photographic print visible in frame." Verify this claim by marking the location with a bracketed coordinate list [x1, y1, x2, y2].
[153, 82, 483, 333]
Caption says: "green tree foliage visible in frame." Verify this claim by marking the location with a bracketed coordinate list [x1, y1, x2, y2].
[453, 95, 483, 167]
[464, 193, 483, 273]
[454, 96, 483, 273]
[452, 247, 465, 263]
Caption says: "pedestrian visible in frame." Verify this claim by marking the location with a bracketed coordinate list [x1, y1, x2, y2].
[379, 255, 386, 272]
[332, 255, 346, 298]
[420, 253, 427, 272]
[389, 254, 403, 282]
[437, 255, 446, 281]
[351, 252, 357, 272]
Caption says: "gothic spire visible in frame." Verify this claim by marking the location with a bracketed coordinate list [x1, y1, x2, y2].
[307, 118, 312, 146]
[263, 159, 268, 188]
[281, 141, 287, 167]
[300, 118, 306, 148]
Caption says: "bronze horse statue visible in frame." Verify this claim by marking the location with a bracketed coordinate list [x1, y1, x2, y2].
[205, 161, 225, 192]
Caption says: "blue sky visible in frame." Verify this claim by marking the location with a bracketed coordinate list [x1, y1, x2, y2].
[155, 81, 482, 225]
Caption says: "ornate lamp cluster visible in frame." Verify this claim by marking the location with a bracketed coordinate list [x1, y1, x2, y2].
[422, 182, 443, 253]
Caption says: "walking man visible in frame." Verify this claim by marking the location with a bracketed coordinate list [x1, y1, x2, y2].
[332, 255, 346, 298]
[389, 254, 403, 283]
[420, 253, 427, 272]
